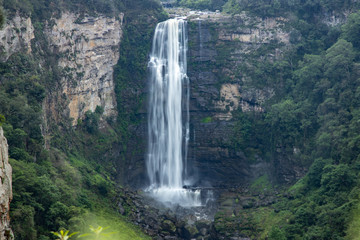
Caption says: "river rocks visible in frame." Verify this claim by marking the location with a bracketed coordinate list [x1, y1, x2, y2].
[115, 187, 218, 239]
[162, 220, 177, 234]
[184, 224, 199, 239]
[0, 128, 13, 240]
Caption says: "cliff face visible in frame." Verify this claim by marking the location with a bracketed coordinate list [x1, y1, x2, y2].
[124, 12, 299, 187]
[0, 128, 13, 240]
[0, 11, 123, 127]
[186, 13, 289, 186]
[45, 12, 123, 125]
[0, 13, 34, 61]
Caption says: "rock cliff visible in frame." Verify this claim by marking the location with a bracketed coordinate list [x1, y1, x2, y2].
[0, 128, 13, 240]
[124, 12, 297, 187]
[0, 13, 34, 61]
[45, 12, 123, 125]
[0, 11, 123, 127]
[186, 13, 289, 186]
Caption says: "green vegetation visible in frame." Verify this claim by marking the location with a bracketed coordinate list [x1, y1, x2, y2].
[176, 0, 226, 10]
[0, 0, 4, 28]
[0, 0, 165, 239]
[201, 116, 212, 123]
[183, 1, 360, 237]
[78, 225, 116, 239]
[2, 0, 360, 238]
[51, 230, 78, 240]
[223, 0, 360, 18]
[222, 7, 360, 240]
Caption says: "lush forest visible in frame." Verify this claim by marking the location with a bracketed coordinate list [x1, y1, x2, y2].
[1, 0, 360, 239]
[177, 0, 360, 239]
[215, 0, 360, 239]
[0, 0, 165, 239]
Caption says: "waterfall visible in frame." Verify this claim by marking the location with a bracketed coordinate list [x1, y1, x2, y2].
[198, 19, 203, 60]
[146, 18, 200, 207]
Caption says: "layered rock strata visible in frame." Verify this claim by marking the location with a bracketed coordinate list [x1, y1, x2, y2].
[45, 12, 123, 125]
[185, 14, 285, 185]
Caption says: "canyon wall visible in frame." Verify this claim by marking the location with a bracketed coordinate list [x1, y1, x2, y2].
[45, 12, 123, 125]
[0, 9, 307, 189]
[0, 11, 123, 127]
[124, 12, 305, 187]
[0, 128, 13, 240]
[186, 13, 291, 186]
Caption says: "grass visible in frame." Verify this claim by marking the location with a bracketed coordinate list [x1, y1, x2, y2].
[70, 211, 151, 240]
[345, 200, 360, 240]
[201, 116, 212, 123]
[250, 174, 272, 193]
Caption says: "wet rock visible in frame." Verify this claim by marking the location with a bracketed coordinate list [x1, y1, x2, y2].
[195, 220, 211, 230]
[164, 236, 178, 240]
[240, 198, 255, 209]
[184, 224, 199, 239]
[118, 202, 125, 215]
[199, 227, 208, 236]
[162, 220, 177, 234]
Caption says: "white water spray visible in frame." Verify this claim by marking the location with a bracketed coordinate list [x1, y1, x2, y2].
[146, 18, 200, 207]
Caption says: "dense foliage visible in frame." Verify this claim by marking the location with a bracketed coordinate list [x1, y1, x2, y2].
[2, 0, 360, 238]
[0, 0, 164, 239]
[176, 0, 226, 11]
[222, 0, 359, 18]
[227, 7, 360, 240]
[183, 0, 360, 239]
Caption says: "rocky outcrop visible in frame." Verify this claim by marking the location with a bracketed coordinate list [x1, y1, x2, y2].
[0, 13, 34, 61]
[0, 128, 13, 240]
[45, 12, 123, 125]
[116, 187, 215, 240]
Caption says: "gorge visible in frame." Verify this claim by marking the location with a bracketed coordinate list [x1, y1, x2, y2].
[1, 0, 360, 239]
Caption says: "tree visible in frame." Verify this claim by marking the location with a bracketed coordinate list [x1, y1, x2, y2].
[0, 114, 5, 126]
[324, 39, 355, 81]
[0, 0, 4, 29]
[342, 11, 360, 49]
[268, 226, 286, 240]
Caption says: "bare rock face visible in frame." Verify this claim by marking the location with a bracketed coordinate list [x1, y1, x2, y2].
[188, 13, 287, 121]
[45, 12, 123, 125]
[0, 13, 35, 61]
[0, 128, 13, 240]
[217, 15, 290, 44]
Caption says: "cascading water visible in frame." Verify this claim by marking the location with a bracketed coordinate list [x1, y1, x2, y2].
[146, 18, 201, 207]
